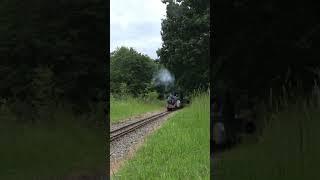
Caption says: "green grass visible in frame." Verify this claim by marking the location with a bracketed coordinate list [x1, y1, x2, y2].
[110, 96, 165, 123]
[114, 93, 210, 179]
[213, 100, 320, 180]
[0, 103, 106, 180]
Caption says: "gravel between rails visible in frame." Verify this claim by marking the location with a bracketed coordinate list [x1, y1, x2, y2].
[110, 111, 176, 176]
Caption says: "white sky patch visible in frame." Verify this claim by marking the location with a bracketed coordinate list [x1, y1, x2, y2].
[110, 0, 166, 59]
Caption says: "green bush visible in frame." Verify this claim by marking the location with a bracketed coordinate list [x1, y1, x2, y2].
[143, 91, 159, 103]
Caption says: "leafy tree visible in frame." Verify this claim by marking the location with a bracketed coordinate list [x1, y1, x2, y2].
[212, 1, 320, 101]
[0, 0, 107, 110]
[157, 0, 210, 93]
[31, 66, 55, 106]
[110, 47, 157, 96]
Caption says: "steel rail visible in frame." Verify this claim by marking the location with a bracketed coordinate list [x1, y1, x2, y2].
[110, 111, 171, 141]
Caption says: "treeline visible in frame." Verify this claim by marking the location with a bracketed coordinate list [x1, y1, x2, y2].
[110, 47, 169, 101]
[157, 0, 210, 94]
[111, 0, 210, 99]
[213, 1, 320, 103]
[111, 47, 157, 96]
[0, 0, 107, 123]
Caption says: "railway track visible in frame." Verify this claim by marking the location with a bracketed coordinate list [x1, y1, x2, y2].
[110, 111, 171, 141]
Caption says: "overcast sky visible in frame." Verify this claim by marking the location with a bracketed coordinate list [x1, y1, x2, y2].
[110, 0, 166, 59]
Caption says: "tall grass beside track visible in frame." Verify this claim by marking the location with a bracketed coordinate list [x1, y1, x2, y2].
[114, 93, 210, 179]
[213, 84, 320, 180]
[0, 102, 106, 179]
[110, 96, 165, 123]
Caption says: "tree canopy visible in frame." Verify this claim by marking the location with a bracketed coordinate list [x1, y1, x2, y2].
[110, 47, 157, 96]
[0, 0, 107, 108]
[157, 0, 210, 93]
[213, 1, 320, 100]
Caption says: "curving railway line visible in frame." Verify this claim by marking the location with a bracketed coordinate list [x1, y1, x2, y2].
[110, 111, 171, 142]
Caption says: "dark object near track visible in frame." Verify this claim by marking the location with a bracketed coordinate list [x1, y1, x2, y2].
[211, 119, 256, 157]
[110, 111, 171, 141]
[211, 90, 257, 153]
[166, 92, 189, 111]
[245, 121, 256, 134]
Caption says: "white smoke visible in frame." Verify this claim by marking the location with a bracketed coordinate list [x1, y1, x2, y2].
[153, 68, 175, 89]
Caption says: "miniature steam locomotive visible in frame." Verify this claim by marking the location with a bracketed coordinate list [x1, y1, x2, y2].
[166, 93, 181, 111]
[166, 92, 189, 111]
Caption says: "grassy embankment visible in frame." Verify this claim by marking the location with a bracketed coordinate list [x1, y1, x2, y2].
[114, 93, 210, 179]
[213, 86, 320, 180]
[110, 96, 165, 123]
[0, 102, 106, 180]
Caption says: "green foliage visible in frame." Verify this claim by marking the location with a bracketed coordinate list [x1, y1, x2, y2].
[110, 47, 158, 96]
[143, 91, 159, 103]
[0, 99, 106, 179]
[114, 93, 210, 179]
[0, 114, 105, 179]
[213, 102, 320, 179]
[212, 1, 320, 101]
[157, 0, 209, 93]
[0, 99, 16, 122]
[0, 1, 106, 178]
[31, 66, 55, 102]
[213, 82, 320, 179]
[0, 0, 107, 107]
[119, 83, 130, 97]
[110, 95, 164, 123]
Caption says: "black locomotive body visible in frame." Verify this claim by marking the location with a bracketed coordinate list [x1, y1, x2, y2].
[166, 92, 189, 111]
[166, 93, 182, 111]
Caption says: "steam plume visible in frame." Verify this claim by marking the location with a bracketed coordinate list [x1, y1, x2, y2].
[153, 68, 175, 91]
